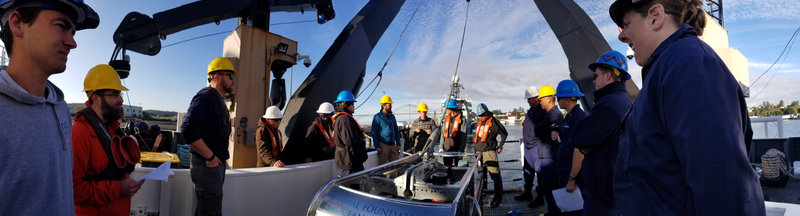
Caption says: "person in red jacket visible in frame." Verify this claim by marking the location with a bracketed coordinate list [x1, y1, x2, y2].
[72, 64, 144, 215]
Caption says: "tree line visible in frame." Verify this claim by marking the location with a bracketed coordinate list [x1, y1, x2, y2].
[750, 100, 799, 117]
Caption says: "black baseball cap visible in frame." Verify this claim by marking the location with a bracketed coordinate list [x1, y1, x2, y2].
[609, 0, 655, 28]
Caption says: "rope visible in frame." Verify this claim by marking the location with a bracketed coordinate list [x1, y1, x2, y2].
[162, 30, 231, 48]
[452, 0, 470, 79]
[354, 0, 424, 110]
[760, 148, 800, 181]
[750, 24, 800, 88]
[122, 79, 137, 120]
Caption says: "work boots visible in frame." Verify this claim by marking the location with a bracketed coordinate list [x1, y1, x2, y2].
[514, 192, 532, 201]
[528, 195, 545, 208]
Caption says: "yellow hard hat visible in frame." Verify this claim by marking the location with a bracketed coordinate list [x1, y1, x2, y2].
[417, 103, 429, 112]
[207, 57, 237, 76]
[537, 85, 556, 99]
[83, 64, 128, 97]
[380, 95, 393, 104]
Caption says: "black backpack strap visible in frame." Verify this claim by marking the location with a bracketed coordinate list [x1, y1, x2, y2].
[78, 108, 133, 181]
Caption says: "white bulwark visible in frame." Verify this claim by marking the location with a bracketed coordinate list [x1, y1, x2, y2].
[68, 103, 143, 118]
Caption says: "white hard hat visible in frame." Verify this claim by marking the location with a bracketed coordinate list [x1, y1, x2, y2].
[316, 102, 335, 114]
[524, 86, 539, 99]
[263, 106, 283, 119]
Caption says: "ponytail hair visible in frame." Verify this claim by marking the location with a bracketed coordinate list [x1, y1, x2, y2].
[633, 0, 707, 35]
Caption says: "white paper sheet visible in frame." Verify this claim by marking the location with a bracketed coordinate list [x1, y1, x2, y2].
[135, 161, 172, 182]
[552, 187, 584, 212]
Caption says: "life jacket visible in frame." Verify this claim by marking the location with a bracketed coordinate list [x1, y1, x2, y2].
[444, 112, 462, 138]
[314, 120, 334, 147]
[263, 126, 282, 157]
[474, 117, 494, 143]
[332, 111, 365, 141]
[78, 108, 134, 181]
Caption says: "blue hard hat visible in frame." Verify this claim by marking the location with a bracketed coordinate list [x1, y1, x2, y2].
[588, 50, 631, 80]
[333, 90, 356, 103]
[445, 98, 459, 109]
[476, 103, 489, 116]
[554, 80, 584, 97]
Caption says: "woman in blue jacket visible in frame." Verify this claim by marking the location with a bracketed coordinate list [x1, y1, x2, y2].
[610, 0, 764, 215]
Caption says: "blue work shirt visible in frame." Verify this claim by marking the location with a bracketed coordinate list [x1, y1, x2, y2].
[181, 88, 231, 160]
[371, 111, 401, 146]
[556, 106, 587, 183]
[614, 24, 764, 216]
[572, 81, 631, 215]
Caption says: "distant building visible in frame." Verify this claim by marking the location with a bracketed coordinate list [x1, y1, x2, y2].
[68, 103, 142, 118]
[505, 114, 517, 125]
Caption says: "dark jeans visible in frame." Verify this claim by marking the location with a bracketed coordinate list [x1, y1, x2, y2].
[191, 156, 227, 216]
[539, 165, 560, 215]
[522, 158, 540, 199]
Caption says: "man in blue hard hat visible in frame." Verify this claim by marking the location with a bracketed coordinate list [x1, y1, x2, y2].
[0, 0, 98, 215]
[553, 79, 588, 216]
[332, 90, 368, 176]
[442, 98, 465, 167]
[473, 103, 508, 208]
[571, 50, 632, 215]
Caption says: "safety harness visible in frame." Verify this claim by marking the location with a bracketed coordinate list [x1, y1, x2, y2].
[444, 113, 462, 138]
[313, 120, 334, 147]
[473, 117, 494, 143]
[78, 108, 133, 181]
[332, 112, 365, 141]
[263, 126, 282, 157]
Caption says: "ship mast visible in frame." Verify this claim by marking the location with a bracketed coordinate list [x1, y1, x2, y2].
[705, 0, 723, 27]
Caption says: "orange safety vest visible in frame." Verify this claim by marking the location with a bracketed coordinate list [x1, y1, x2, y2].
[332, 112, 366, 141]
[265, 127, 282, 157]
[474, 117, 494, 143]
[444, 113, 462, 138]
[314, 120, 335, 147]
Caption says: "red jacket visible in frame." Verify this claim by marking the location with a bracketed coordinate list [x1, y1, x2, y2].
[72, 104, 131, 215]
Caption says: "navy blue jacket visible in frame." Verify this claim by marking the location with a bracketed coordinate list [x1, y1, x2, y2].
[572, 81, 631, 214]
[181, 88, 231, 160]
[533, 105, 562, 172]
[371, 111, 401, 146]
[556, 106, 587, 181]
[614, 24, 764, 216]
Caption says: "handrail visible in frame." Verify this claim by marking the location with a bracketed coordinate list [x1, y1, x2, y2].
[751, 116, 784, 138]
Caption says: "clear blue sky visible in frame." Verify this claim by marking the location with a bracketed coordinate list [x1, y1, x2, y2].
[51, 0, 800, 123]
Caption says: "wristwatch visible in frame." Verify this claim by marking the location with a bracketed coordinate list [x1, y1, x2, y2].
[569, 174, 576, 181]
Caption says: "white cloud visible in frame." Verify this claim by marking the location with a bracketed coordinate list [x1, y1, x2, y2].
[724, 0, 800, 21]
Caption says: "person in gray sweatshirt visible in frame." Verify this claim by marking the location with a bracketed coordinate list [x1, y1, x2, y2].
[0, 1, 99, 215]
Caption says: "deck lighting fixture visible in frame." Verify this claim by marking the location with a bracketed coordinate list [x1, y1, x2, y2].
[276, 43, 289, 54]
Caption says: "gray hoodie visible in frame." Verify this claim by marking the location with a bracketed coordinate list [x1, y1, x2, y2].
[0, 68, 75, 215]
